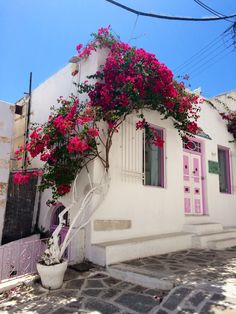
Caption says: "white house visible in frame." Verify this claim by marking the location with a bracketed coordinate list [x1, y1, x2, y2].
[12, 50, 236, 266]
[0, 101, 14, 243]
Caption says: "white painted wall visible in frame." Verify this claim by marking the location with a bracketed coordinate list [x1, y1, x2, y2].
[89, 98, 236, 247]
[0, 100, 14, 243]
[196, 93, 236, 226]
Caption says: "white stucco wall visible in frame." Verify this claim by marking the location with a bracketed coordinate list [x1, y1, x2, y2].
[88, 95, 236, 250]
[198, 92, 236, 226]
[0, 100, 14, 243]
[211, 90, 236, 112]
[90, 112, 185, 244]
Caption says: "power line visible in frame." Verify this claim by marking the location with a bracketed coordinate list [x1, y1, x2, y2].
[105, 0, 236, 22]
[193, 0, 235, 23]
[174, 31, 230, 72]
[190, 48, 234, 79]
[187, 42, 233, 75]
[175, 35, 232, 74]
[128, 14, 139, 43]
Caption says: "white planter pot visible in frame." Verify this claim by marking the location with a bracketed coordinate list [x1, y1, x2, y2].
[36, 260, 68, 290]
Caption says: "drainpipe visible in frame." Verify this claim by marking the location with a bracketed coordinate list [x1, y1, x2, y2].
[23, 73, 43, 234]
[23, 72, 32, 168]
[35, 189, 42, 233]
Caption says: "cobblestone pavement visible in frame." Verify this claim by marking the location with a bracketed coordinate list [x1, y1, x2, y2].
[0, 270, 168, 313]
[114, 247, 236, 287]
[0, 247, 236, 313]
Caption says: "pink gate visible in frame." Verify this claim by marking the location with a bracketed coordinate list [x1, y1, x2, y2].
[0, 237, 48, 282]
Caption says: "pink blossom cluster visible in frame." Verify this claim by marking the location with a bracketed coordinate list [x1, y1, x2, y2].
[67, 136, 90, 153]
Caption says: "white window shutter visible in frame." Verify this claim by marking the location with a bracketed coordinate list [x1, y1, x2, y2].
[121, 115, 143, 182]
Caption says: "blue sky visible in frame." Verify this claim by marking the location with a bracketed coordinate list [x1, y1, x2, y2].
[0, 0, 235, 103]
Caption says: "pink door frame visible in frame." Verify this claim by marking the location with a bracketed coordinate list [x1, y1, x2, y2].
[183, 137, 208, 215]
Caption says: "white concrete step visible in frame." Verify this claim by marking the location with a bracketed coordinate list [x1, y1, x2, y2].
[207, 237, 236, 250]
[107, 263, 173, 290]
[90, 232, 193, 266]
[183, 223, 223, 235]
[192, 231, 236, 248]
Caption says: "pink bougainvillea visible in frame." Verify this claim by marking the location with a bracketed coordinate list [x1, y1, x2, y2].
[67, 136, 90, 153]
[13, 171, 31, 184]
[14, 27, 201, 199]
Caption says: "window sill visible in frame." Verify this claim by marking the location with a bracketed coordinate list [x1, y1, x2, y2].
[143, 184, 165, 189]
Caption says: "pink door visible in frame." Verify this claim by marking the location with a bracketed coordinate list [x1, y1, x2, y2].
[183, 140, 204, 215]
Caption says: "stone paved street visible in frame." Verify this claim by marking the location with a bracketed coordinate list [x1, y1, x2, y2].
[0, 247, 236, 313]
[111, 247, 236, 287]
[0, 271, 168, 313]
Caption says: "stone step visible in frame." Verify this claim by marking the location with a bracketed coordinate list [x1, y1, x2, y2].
[192, 231, 236, 248]
[183, 223, 223, 235]
[90, 232, 193, 266]
[107, 263, 173, 290]
[207, 237, 236, 250]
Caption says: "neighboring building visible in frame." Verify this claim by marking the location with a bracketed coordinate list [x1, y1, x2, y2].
[0, 101, 14, 243]
[10, 96, 28, 170]
[11, 51, 236, 266]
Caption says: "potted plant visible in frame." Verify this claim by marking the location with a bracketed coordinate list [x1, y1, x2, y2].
[36, 236, 67, 289]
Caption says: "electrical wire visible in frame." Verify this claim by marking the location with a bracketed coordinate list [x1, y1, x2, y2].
[188, 42, 233, 75]
[190, 48, 234, 79]
[128, 14, 139, 43]
[174, 31, 231, 72]
[175, 35, 232, 75]
[193, 0, 235, 23]
[105, 0, 236, 22]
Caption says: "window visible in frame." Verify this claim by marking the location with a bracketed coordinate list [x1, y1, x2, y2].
[144, 127, 165, 187]
[218, 147, 231, 194]
[183, 139, 201, 153]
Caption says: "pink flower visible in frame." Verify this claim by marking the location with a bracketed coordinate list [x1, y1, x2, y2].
[76, 44, 83, 53]
[76, 116, 93, 125]
[152, 136, 164, 148]
[88, 128, 99, 137]
[57, 184, 71, 196]
[98, 26, 111, 36]
[30, 130, 41, 140]
[151, 128, 164, 148]
[136, 119, 146, 130]
[13, 171, 30, 184]
[28, 141, 45, 158]
[187, 121, 198, 134]
[40, 152, 51, 161]
[67, 136, 90, 153]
